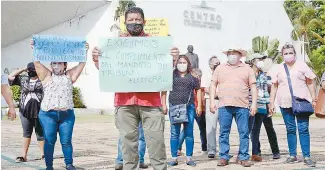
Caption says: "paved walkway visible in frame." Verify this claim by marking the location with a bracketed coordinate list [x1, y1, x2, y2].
[1, 114, 325, 170]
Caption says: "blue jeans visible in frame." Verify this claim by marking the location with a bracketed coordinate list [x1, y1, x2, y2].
[219, 106, 250, 161]
[116, 122, 146, 164]
[280, 108, 310, 157]
[178, 113, 207, 152]
[251, 113, 267, 155]
[170, 104, 195, 158]
[38, 109, 75, 168]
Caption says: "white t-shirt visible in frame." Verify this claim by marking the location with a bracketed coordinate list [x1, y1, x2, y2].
[23, 79, 40, 107]
[201, 69, 218, 99]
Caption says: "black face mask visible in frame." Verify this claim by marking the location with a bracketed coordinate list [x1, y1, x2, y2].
[126, 23, 144, 36]
[28, 71, 37, 77]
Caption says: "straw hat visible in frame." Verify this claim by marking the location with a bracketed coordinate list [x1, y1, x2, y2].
[223, 48, 248, 57]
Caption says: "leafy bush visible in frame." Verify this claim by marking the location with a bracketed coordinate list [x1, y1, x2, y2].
[9, 85, 87, 108]
[10, 85, 20, 104]
[73, 87, 87, 108]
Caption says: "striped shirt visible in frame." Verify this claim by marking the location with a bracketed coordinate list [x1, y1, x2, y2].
[211, 62, 256, 108]
[248, 71, 270, 114]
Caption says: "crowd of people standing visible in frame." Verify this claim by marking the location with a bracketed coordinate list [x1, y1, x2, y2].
[1, 6, 325, 170]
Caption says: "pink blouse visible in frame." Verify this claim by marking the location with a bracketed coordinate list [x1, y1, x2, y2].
[271, 61, 316, 108]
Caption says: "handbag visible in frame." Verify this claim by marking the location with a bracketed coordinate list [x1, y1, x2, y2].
[315, 88, 325, 118]
[169, 90, 191, 124]
[283, 64, 314, 116]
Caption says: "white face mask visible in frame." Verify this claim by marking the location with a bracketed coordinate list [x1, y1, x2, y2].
[227, 55, 239, 65]
[52, 63, 64, 75]
[256, 61, 264, 70]
[177, 64, 188, 73]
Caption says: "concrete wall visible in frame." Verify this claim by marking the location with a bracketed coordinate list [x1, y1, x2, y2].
[2, 1, 293, 111]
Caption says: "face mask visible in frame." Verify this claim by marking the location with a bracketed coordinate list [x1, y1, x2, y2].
[177, 64, 188, 73]
[256, 61, 264, 70]
[283, 54, 295, 63]
[52, 64, 64, 75]
[227, 55, 239, 65]
[126, 23, 144, 36]
[28, 71, 37, 77]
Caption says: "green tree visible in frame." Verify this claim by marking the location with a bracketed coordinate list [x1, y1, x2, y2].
[284, 0, 325, 80]
[114, 0, 136, 21]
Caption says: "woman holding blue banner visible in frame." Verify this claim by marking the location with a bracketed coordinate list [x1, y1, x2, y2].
[269, 44, 317, 167]
[31, 40, 89, 170]
[168, 55, 202, 167]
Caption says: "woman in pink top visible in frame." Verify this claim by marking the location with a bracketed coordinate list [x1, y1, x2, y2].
[269, 44, 317, 167]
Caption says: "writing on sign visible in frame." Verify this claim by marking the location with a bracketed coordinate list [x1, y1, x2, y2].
[119, 17, 169, 36]
[99, 37, 173, 92]
[33, 35, 86, 62]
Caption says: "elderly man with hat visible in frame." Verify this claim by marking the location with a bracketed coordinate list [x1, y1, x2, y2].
[209, 48, 258, 167]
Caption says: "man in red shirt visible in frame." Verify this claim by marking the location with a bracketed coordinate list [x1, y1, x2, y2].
[92, 7, 179, 170]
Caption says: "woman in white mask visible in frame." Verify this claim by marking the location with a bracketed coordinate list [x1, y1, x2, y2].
[168, 55, 202, 167]
[269, 44, 317, 167]
[30, 40, 89, 170]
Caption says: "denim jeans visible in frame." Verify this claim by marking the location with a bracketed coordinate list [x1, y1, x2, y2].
[178, 112, 207, 152]
[280, 108, 310, 158]
[170, 104, 195, 158]
[116, 122, 146, 164]
[38, 109, 75, 168]
[219, 106, 250, 161]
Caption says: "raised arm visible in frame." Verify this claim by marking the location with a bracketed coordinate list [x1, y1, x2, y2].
[92, 46, 101, 70]
[8, 68, 26, 81]
[31, 40, 51, 81]
[66, 43, 89, 83]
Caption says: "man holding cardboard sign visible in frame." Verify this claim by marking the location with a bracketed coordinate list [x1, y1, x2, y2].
[92, 7, 179, 170]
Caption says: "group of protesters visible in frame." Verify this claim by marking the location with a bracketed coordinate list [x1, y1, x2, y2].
[1, 6, 325, 170]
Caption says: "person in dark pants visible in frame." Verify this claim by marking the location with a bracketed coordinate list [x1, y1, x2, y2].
[178, 68, 207, 154]
[256, 101, 280, 159]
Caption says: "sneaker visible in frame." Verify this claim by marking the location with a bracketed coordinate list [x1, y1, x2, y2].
[66, 165, 76, 170]
[284, 156, 298, 164]
[186, 160, 196, 167]
[251, 155, 262, 162]
[273, 153, 281, 159]
[304, 158, 316, 167]
[115, 163, 123, 170]
[139, 163, 149, 169]
[208, 154, 215, 159]
[167, 160, 178, 167]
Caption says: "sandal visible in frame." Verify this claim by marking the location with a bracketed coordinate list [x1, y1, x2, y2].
[15, 157, 27, 163]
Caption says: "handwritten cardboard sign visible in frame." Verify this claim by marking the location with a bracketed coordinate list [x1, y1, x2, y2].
[99, 37, 173, 92]
[33, 35, 86, 62]
[120, 17, 169, 36]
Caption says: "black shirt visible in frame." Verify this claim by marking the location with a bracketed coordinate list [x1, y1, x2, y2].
[10, 75, 43, 117]
[169, 71, 200, 105]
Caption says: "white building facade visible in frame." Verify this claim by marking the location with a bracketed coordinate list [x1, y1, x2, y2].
[2, 0, 294, 109]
